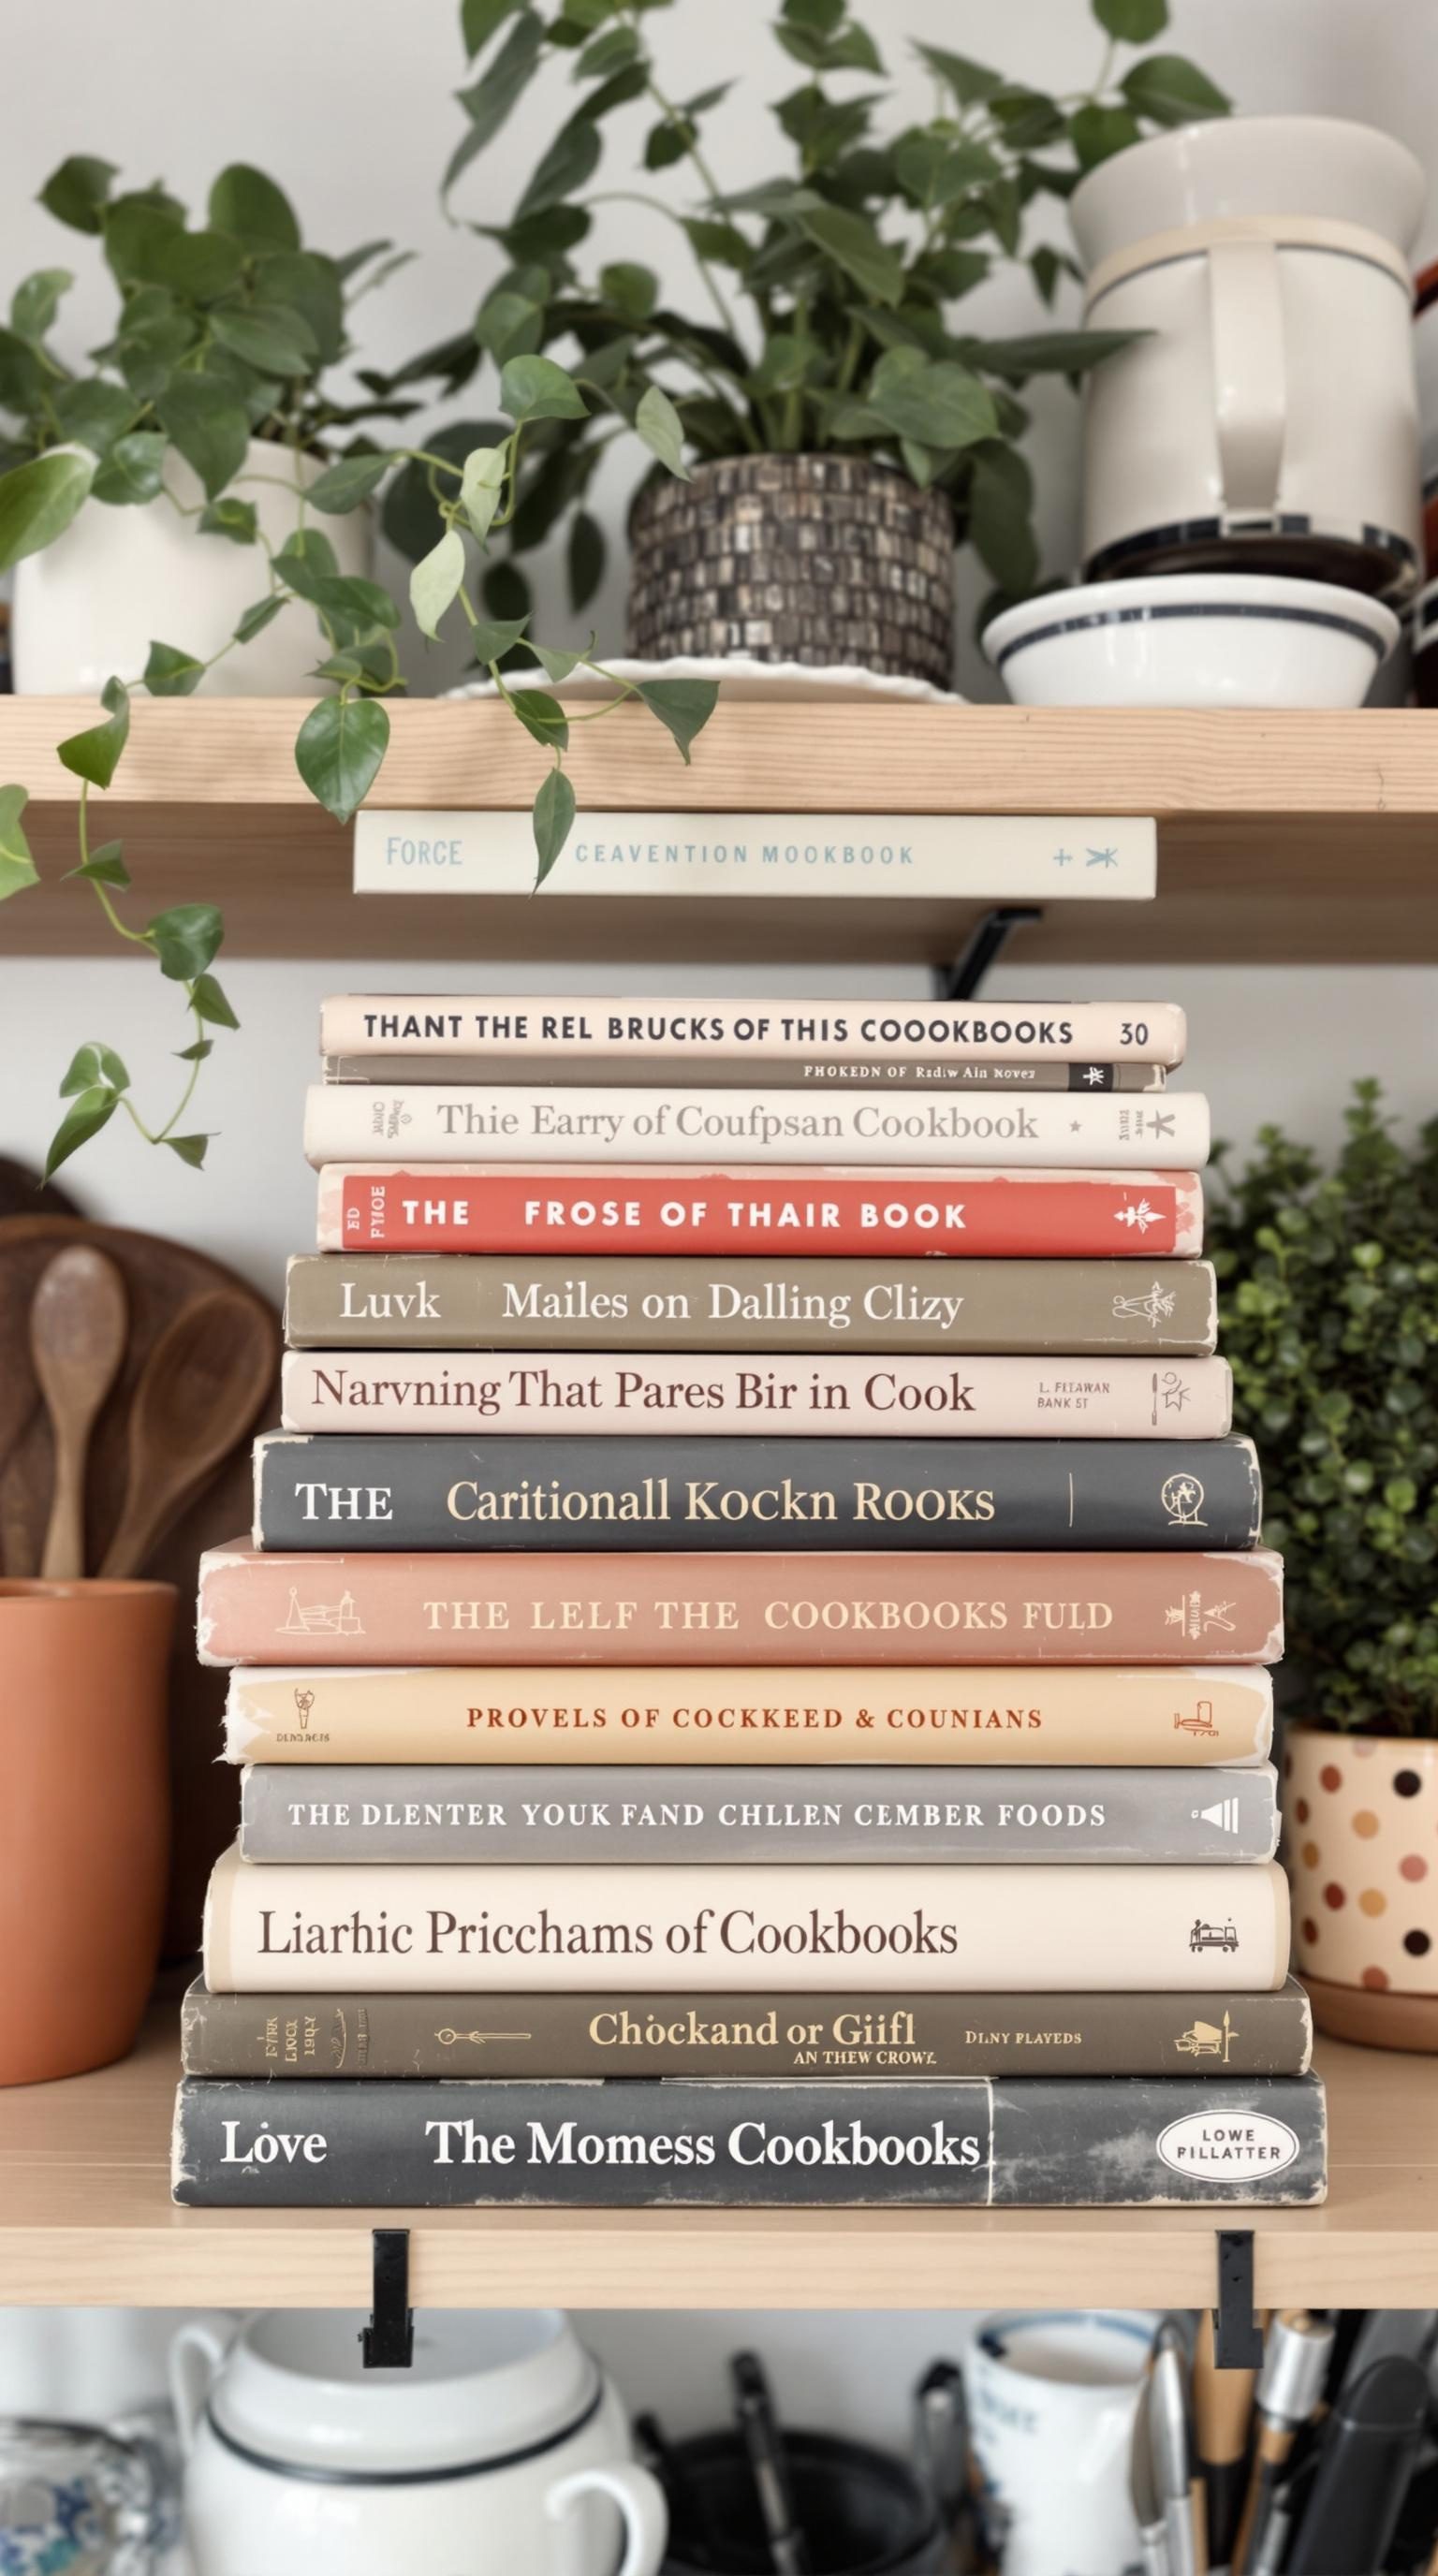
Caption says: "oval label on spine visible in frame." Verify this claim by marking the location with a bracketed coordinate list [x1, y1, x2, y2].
[1156, 2110, 1299, 2179]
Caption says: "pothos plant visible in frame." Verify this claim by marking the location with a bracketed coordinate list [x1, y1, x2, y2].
[1207, 1084, 1438, 1737]
[0, 162, 713, 1175]
[378, 0, 1229, 619]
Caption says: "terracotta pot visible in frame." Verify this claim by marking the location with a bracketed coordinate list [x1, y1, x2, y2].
[626, 455, 956, 685]
[1284, 1721, 1438, 2050]
[0, 1579, 175, 2085]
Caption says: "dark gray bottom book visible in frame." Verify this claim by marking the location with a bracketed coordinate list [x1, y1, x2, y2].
[180, 1974, 1314, 2080]
[171, 2071, 1327, 2205]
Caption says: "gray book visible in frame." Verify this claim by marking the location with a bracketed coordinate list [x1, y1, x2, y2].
[239, 1763, 1280, 1866]
[171, 2071, 1328, 2207]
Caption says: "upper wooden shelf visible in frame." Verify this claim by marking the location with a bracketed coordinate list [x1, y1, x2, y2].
[4, 697, 1437, 966]
[0, 2007, 1433, 2311]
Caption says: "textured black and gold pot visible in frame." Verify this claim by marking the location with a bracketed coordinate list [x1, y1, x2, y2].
[627, 454, 956, 687]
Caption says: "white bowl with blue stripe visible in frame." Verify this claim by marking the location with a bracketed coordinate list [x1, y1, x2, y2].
[983, 573, 1399, 709]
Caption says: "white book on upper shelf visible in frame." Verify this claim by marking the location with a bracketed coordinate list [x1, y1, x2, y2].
[351, 810, 1157, 900]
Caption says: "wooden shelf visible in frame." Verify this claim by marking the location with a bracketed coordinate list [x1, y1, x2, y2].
[1, 2006, 1433, 2310]
[5, 698, 1438, 965]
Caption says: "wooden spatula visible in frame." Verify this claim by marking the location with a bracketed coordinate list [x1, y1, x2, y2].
[29, 1245, 129, 1579]
[100, 1289, 275, 1578]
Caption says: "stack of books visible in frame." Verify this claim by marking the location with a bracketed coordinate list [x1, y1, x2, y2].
[175, 993, 1325, 2208]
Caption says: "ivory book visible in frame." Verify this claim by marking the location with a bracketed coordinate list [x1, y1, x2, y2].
[222, 1662, 1276, 1769]
[348, 813, 1158, 903]
[280, 1353, 1236, 1441]
[197, 1544, 1285, 1669]
[301, 1085, 1209, 1171]
[284, 1254, 1219, 1357]
[180, 1971, 1314, 2081]
[319, 998, 1187, 1065]
[315, 1164, 1205, 1258]
[251, 1433, 1262, 1555]
[237, 1762, 1282, 1865]
[202, 1845, 1293, 1995]
[171, 2071, 1327, 2208]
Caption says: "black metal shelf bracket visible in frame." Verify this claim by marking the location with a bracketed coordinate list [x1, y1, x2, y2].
[361, 2226, 415, 2368]
[1213, 2228, 1263, 2369]
[934, 905, 1043, 1003]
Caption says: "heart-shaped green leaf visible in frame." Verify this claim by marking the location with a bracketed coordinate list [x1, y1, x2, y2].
[532, 767, 577, 885]
[0, 785, 39, 902]
[1121, 52, 1231, 124]
[91, 431, 167, 505]
[38, 154, 118, 235]
[59, 1041, 130, 1097]
[635, 383, 691, 479]
[461, 443, 508, 542]
[295, 694, 391, 822]
[209, 164, 301, 249]
[156, 374, 250, 500]
[867, 348, 997, 448]
[637, 677, 719, 762]
[0, 449, 94, 569]
[143, 639, 206, 697]
[468, 613, 531, 662]
[58, 678, 131, 789]
[44, 1086, 118, 1181]
[146, 900, 224, 981]
[304, 452, 396, 512]
[500, 354, 590, 424]
[508, 689, 569, 751]
[165, 1133, 212, 1167]
[190, 971, 239, 1029]
[410, 527, 467, 640]
[795, 202, 904, 306]
[199, 495, 259, 545]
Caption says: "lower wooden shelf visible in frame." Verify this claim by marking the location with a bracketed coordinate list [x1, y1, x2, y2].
[1, 2007, 1434, 2309]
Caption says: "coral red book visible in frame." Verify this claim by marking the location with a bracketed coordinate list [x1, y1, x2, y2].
[317, 1164, 1204, 1258]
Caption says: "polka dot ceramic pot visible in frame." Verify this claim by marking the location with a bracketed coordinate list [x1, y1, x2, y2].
[1284, 1724, 1438, 2049]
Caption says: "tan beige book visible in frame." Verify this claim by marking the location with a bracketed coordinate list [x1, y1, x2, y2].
[223, 1662, 1274, 1766]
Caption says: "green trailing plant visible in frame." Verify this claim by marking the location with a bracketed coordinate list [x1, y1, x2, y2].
[0, 163, 712, 1174]
[380, 0, 1229, 615]
[1207, 1082, 1438, 1738]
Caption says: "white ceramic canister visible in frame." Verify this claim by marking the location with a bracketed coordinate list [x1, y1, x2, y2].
[170, 2307, 667, 2576]
[1070, 120, 1426, 599]
[968, 2309, 1156, 2576]
[12, 435, 372, 695]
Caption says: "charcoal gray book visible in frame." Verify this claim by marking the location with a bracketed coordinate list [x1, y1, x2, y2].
[238, 1762, 1280, 1865]
[323, 1052, 1167, 1092]
[171, 2071, 1328, 2206]
[252, 1433, 1261, 1554]
[179, 1973, 1316, 2081]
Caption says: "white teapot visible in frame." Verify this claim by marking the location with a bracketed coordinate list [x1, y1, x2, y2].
[170, 2306, 666, 2576]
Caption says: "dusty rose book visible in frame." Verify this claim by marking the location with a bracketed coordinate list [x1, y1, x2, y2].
[197, 1543, 1284, 1668]
[315, 1165, 1204, 1258]
[222, 1661, 1275, 1767]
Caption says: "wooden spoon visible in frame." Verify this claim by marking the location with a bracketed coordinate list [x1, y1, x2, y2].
[99, 1289, 275, 1578]
[29, 1245, 129, 1579]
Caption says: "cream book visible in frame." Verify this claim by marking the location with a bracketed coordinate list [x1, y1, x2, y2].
[202, 1845, 1291, 1995]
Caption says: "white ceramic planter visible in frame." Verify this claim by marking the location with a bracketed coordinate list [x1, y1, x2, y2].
[12, 436, 372, 696]
[170, 2306, 666, 2576]
[1284, 1724, 1438, 2051]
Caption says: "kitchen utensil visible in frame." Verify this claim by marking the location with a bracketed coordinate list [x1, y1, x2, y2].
[1283, 2357, 1430, 2575]
[983, 574, 1398, 710]
[1231, 2314, 1335, 2576]
[1130, 2375, 1170, 2576]
[732, 2353, 810, 2576]
[100, 1290, 275, 1577]
[0, 1219, 279, 1954]
[912, 2362, 983, 2570]
[1192, 2309, 1261, 2567]
[29, 1246, 127, 1578]
[1150, 2320, 1202, 2576]
[171, 2309, 666, 2576]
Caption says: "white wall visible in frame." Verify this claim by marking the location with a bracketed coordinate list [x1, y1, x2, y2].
[0, 0, 1433, 2432]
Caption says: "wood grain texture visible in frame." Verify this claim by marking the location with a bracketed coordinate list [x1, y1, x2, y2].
[5, 699, 1438, 963]
[0, 2010, 1430, 2310]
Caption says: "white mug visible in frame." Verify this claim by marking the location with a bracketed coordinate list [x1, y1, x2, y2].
[968, 2309, 1156, 2576]
[170, 2307, 667, 2576]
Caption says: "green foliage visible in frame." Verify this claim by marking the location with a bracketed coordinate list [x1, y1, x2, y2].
[1207, 1083, 1438, 1737]
[389, 0, 1229, 587]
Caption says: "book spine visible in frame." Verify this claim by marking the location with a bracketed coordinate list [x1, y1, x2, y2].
[237, 1762, 1281, 1865]
[202, 1851, 1291, 1994]
[180, 1972, 1314, 2080]
[323, 1055, 1170, 1093]
[252, 1434, 1262, 1556]
[315, 1165, 1204, 1258]
[319, 998, 1189, 1066]
[280, 1353, 1235, 1441]
[302, 1086, 1210, 1172]
[223, 1662, 1275, 1768]
[197, 1544, 1285, 1669]
[284, 1255, 1219, 1357]
[171, 2071, 1326, 2207]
